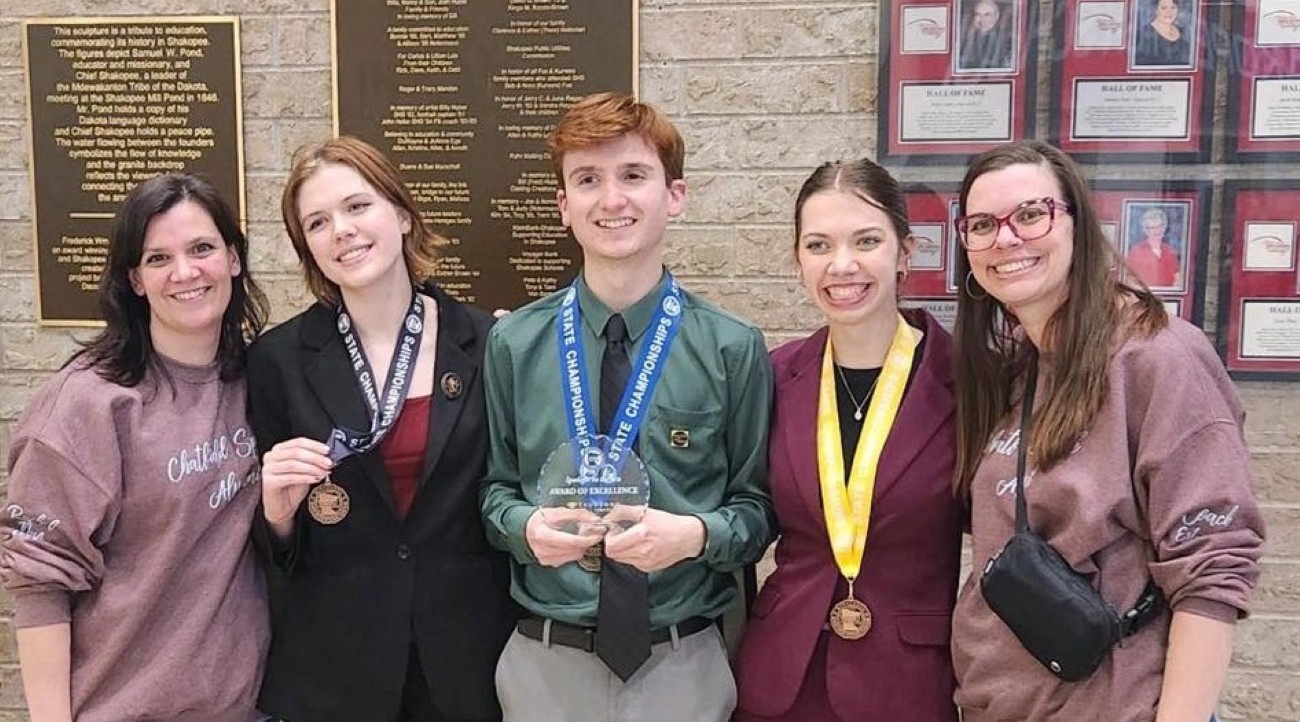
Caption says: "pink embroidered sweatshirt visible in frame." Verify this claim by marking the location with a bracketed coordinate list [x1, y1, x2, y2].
[952, 317, 1265, 722]
[2, 357, 268, 722]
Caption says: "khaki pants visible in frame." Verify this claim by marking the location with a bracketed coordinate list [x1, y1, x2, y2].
[494, 625, 736, 722]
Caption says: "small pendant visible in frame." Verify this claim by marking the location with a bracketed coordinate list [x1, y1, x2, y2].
[853, 409, 863, 421]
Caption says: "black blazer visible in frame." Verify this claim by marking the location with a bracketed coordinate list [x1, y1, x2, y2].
[247, 285, 516, 722]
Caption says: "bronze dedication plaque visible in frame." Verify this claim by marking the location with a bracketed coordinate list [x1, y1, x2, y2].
[333, 0, 636, 311]
[24, 17, 244, 325]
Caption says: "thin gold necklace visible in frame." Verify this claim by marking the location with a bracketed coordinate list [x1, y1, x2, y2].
[835, 364, 880, 422]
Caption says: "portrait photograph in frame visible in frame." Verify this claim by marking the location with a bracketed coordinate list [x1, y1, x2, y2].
[1091, 180, 1210, 325]
[953, 0, 1017, 74]
[1121, 199, 1192, 292]
[1128, 0, 1199, 71]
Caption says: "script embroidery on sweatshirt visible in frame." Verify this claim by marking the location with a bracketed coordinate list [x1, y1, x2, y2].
[986, 429, 1087, 498]
[209, 466, 261, 510]
[1173, 505, 1240, 544]
[3, 504, 61, 542]
[162, 426, 260, 510]
[167, 426, 257, 484]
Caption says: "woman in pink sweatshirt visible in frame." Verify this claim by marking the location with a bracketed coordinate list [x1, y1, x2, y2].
[949, 140, 1264, 722]
[2, 174, 271, 722]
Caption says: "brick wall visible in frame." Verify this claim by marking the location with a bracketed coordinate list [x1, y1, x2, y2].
[0, 0, 1295, 718]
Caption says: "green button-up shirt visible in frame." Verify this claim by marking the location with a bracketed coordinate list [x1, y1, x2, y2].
[481, 271, 775, 628]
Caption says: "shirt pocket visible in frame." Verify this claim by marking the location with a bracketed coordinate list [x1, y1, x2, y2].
[641, 403, 726, 502]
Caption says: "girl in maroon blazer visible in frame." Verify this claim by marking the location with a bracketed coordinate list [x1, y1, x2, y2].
[734, 159, 963, 721]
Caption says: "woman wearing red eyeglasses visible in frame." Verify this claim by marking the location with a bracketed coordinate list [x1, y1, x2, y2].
[948, 140, 1263, 722]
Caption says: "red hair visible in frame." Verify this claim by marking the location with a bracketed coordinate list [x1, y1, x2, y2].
[546, 92, 684, 187]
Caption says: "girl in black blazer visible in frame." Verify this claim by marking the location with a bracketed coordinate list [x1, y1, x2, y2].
[248, 137, 515, 722]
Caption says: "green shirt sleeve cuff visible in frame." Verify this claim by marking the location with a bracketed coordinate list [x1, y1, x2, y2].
[695, 511, 727, 566]
[503, 504, 540, 564]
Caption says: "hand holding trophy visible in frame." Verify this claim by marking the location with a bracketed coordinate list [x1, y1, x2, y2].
[537, 434, 650, 571]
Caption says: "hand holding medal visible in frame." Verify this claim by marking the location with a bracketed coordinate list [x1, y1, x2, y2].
[259, 436, 335, 539]
[259, 294, 426, 534]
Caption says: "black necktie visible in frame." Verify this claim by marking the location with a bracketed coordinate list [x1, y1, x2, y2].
[595, 314, 651, 681]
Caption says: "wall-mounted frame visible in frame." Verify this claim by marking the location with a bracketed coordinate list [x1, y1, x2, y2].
[1225, 1, 1300, 163]
[878, 1, 1039, 165]
[24, 17, 244, 325]
[1048, 0, 1216, 163]
[901, 182, 959, 330]
[1092, 180, 1212, 325]
[1217, 180, 1300, 379]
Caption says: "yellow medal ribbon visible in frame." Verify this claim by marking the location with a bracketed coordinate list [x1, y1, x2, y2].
[817, 314, 919, 581]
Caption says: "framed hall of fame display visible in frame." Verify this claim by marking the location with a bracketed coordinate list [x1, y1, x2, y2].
[878, 1, 1039, 165]
[1217, 181, 1300, 379]
[1226, 1, 1300, 163]
[899, 183, 960, 331]
[1049, 0, 1216, 163]
[1092, 180, 1211, 324]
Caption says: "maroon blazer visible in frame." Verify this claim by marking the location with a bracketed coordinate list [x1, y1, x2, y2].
[735, 310, 963, 721]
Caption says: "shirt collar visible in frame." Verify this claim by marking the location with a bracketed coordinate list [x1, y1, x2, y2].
[575, 268, 667, 343]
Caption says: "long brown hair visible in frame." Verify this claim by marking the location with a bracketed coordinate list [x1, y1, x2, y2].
[952, 140, 1166, 498]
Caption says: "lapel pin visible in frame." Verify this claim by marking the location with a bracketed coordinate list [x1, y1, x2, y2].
[440, 372, 463, 399]
[670, 428, 690, 448]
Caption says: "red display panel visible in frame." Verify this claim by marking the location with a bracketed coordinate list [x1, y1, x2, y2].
[1049, 0, 1215, 162]
[901, 184, 960, 328]
[1091, 181, 1211, 324]
[878, 1, 1039, 164]
[1217, 181, 1300, 379]
[1226, 2, 1300, 162]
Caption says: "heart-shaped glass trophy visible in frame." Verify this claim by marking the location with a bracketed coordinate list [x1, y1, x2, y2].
[537, 435, 650, 538]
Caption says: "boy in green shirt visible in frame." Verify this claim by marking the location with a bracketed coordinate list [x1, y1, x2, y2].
[481, 92, 774, 721]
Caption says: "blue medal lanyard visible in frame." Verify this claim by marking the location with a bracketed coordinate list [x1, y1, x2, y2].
[556, 274, 684, 471]
[325, 292, 425, 462]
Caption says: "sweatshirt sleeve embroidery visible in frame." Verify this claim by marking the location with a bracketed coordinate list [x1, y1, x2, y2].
[3, 437, 122, 628]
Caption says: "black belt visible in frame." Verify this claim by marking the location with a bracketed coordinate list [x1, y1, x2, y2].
[516, 615, 713, 653]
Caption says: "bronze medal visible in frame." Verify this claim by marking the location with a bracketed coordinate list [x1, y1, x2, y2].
[578, 542, 603, 572]
[829, 597, 872, 640]
[307, 478, 350, 525]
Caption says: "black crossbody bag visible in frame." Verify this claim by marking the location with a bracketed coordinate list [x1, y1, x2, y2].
[979, 363, 1162, 682]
